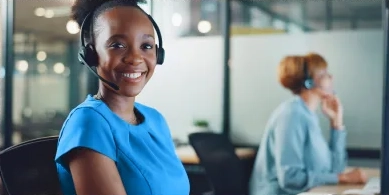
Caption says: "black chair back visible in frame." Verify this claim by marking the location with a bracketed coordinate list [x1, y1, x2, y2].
[188, 132, 247, 195]
[0, 136, 62, 195]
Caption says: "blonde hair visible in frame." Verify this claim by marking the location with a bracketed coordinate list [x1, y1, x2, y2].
[277, 53, 328, 94]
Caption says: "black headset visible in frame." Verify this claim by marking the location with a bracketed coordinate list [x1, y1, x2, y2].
[303, 58, 314, 89]
[77, 5, 165, 90]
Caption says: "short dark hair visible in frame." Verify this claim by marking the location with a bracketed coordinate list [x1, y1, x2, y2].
[71, 0, 147, 43]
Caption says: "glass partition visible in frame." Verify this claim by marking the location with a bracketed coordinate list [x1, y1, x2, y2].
[12, 0, 82, 143]
[229, 0, 384, 150]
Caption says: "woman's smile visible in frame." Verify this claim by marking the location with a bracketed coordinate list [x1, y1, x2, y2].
[120, 71, 147, 83]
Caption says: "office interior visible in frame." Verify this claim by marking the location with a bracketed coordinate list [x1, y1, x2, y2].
[0, 0, 388, 194]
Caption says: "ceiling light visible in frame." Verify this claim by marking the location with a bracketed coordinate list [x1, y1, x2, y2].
[44, 9, 54, 18]
[198, 20, 212, 33]
[66, 20, 80, 34]
[34, 7, 45, 17]
[53, 62, 65, 74]
[172, 13, 182, 27]
[16, 60, 29, 72]
[36, 51, 47, 61]
[35, 6, 71, 18]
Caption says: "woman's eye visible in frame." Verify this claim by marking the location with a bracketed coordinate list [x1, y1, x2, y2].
[110, 42, 125, 48]
[142, 44, 153, 50]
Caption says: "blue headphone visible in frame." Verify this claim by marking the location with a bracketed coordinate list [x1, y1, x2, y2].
[303, 59, 314, 89]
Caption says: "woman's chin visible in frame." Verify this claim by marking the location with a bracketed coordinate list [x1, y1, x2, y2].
[120, 86, 144, 98]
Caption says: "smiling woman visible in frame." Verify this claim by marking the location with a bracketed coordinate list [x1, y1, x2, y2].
[54, 0, 190, 195]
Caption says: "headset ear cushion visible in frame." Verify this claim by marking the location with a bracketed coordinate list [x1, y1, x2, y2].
[84, 44, 98, 67]
[156, 46, 165, 65]
[304, 79, 314, 89]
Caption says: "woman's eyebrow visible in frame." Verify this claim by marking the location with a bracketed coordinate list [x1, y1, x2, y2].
[107, 34, 126, 41]
[104, 34, 154, 44]
[143, 34, 154, 39]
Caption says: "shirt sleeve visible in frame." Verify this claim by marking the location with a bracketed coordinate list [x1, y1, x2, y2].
[55, 107, 117, 171]
[273, 111, 339, 194]
[329, 129, 348, 173]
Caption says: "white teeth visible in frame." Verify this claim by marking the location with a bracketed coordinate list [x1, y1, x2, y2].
[123, 73, 142, 79]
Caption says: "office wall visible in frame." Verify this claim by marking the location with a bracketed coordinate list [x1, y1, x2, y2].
[136, 36, 224, 141]
[230, 30, 384, 149]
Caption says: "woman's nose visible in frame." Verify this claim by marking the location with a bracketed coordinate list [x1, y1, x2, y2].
[123, 51, 143, 65]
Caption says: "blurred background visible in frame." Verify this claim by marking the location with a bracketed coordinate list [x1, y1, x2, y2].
[0, 0, 383, 158]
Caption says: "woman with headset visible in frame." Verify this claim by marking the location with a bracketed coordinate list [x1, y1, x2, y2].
[249, 53, 366, 195]
[54, 0, 190, 194]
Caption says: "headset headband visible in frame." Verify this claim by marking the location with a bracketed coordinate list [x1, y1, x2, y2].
[79, 4, 163, 52]
[303, 58, 310, 80]
[302, 57, 314, 89]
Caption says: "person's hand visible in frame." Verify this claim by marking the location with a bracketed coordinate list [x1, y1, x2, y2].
[321, 95, 344, 129]
[338, 168, 367, 184]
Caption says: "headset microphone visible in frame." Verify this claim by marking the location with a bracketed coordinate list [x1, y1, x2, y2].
[88, 67, 119, 90]
[90, 68, 120, 90]
[78, 52, 120, 90]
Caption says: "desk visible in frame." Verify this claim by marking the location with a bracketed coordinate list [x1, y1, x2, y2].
[308, 167, 380, 194]
[175, 145, 256, 164]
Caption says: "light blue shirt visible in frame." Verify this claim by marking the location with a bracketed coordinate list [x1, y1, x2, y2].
[55, 95, 190, 195]
[249, 96, 347, 195]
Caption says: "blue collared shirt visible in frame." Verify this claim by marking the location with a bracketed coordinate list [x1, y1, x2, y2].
[249, 96, 347, 195]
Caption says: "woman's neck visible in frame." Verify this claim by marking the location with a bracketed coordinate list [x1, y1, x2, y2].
[96, 85, 137, 124]
[299, 90, 321, 111]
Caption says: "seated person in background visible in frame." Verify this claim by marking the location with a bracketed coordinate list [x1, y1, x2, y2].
[249, 53, 367, 195]
[54, 0, 190, 194]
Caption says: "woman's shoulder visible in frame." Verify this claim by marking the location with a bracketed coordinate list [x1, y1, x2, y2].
[58, 97, 115, 141]
[55, 97, 118, 167]
[273, 97, 308, 119]
[65, 95, 112, 122]
[134, 102, 172, 135]
[134, 102, 162, 116]
[134, 102, 167, 123]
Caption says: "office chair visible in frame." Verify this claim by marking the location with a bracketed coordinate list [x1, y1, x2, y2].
[0, 136, 62, 195]
[188, 132, 248, 195]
